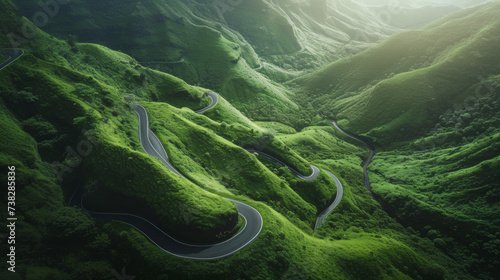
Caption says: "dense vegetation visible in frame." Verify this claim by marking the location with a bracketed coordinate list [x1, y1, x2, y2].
[1, 0, 499, 279]
[290, 3, 500, 145]
[12, 0, 398, 123]
[289, 2, 500, 279]
[370, 86, 500, 278]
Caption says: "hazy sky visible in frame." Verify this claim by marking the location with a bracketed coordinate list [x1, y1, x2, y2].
[351, 0, 498, 8]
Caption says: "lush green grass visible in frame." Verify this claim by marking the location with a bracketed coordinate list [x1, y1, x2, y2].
[13, 0, 303, 121]
[0, 15, 241, 243]
[369, 93, 500, 278]
[0, 1, 487, 279]
[255, 121, 297, 134]
[290, 2, 500, 145]
[144, 101, 324, 231]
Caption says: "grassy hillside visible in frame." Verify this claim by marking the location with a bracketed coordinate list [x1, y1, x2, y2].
[12, 0, 301, 121]
[0, 7, 242, 244]
[369, 85, 500, 278]
[12, 0, 401, 123]
[287, 3, 500, 278]
[290, 2, 500, 145]
[224, 0, 301, 56]
[0, 0, 486, 279]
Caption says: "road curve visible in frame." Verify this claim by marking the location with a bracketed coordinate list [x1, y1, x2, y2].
[246, 149, 343, 231]
[332, 121, 375, 194]
[246, 149, 319, 180]
[71, 95, 262, 259]
[314, 170, 343, 231]
[194, 91, 219, 114]
[0, 49, 24, 71]
[135, 104, 185, 178]
[69, 186, 262, 259]
[255, 58, 264, 70]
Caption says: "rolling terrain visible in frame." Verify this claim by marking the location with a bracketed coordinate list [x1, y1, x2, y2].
[291, 2, 500, 144]
[12, 0, 400, 122]
[1, 0, 499, 279]
[291, 2, 500, 279]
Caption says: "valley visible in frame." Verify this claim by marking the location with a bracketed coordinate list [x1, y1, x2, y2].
[0, 0, 499, 279]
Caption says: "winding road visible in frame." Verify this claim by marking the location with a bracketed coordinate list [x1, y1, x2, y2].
[0, 46, 342, 257]
[255, 58, 264, 70]
[314, 170, 343, 231]
[246, 149, 343, 231]
[194, 91, 219, 114]
[245, 149, 319, 180]
[70, 94, 263, 259]
[332, 121, 376, 194]
[69, 185, 262, 259]
[69, 91, 344, 257]
[0, 49, 24, 71]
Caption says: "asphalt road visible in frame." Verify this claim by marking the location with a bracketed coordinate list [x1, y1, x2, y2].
[0, 49, 24, 71]
[69, 186, 262, 259]
[135, 105, 185, 177]
[246, 148, 343, 231]
[246, 149, 319, 180]
[70, 96, 262, 259]
[332, 121, 376, 193]
[194, 91, 219, 114]
[0, 46, 339, 256]
[255, 58, 264, 70]
[314, 170, 343, 231]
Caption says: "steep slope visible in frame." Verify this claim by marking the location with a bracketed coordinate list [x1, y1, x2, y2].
[291, 2, 500, 145]
[369, 75, 500, 279]
[0, 1, 470, 279]
[354, 0, 498, 9]
[224, 0, 396, 64]
[289, 3, 500, 278]
[12, 0, 400, 122]
[368, 5, 461, 29]
[12, 0, 300, 121]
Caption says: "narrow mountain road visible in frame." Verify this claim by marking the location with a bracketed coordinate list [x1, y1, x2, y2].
[314, 170, 343, 231]
[71, 93, 263, 259]
[69, 186, 262, 259]
[0, 49, 24, 71]
[245, 149, 319, 180]
[138, 58, 185, 64]
[255, 58, 264, 70]
[246, 148, 343, 231]
[332, 121, 375, 194]
[194, 91, 219, 114]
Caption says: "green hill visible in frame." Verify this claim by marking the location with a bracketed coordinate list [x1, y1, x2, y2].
[368, 5, 462, 29]
[0, 0, 490, 279]
[291, 2, 500, 145]
[369, 82, 500, 278]
[287, 4, 500, 278]
[11, 0, 400, 122]
[11, 0, 300, 121]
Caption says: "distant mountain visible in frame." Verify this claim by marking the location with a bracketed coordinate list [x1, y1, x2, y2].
[368, 5, 461, 29]
[10, 0, 400, 121]
[353, 0, 499, 29]
[2, 0, 497, 279]
[291, 2, 500, 144]
[354, 0, 498, 9]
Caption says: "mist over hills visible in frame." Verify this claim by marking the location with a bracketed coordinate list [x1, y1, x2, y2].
[8, 0, 397, 124]
[1, 0, 499, 279]
[353, 0, 498, 8]
[292, 2, 500, 144]
[353, 0, 500, 29]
